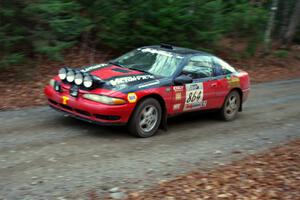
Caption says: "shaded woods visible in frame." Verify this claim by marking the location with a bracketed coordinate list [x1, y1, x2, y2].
[1, 0, 300, 68]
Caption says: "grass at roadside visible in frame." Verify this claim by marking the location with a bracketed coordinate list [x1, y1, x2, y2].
[115, 139, 300, 200]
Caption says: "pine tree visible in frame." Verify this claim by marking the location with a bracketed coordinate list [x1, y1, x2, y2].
[23, 0, 90, 60]
[0, 0, 26, 67]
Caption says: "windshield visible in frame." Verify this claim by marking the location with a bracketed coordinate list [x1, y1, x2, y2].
[111, 48, 184, 77]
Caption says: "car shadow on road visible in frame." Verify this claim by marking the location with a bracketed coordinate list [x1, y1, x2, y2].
[54, 115, 129, 139]
[55, 110, 220, 139]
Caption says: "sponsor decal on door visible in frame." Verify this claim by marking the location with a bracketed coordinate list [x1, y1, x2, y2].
[173, 103, 181, 111]
[175, 92, 182, 101]
[173, 86, 184, 92]
[227, 76, 240, 88]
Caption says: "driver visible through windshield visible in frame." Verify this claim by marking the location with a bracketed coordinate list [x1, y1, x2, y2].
[110, 48, 184, 77]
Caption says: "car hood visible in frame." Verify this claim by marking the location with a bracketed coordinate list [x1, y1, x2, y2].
[81, 63, 170, 93]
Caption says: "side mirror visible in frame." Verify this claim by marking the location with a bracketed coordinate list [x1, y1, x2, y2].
[174, 74, 193, 85]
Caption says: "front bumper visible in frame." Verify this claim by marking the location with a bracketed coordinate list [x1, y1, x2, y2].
[44, 85, 135, 125]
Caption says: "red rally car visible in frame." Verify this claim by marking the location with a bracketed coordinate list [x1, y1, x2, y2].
[45, 44, 250, 137]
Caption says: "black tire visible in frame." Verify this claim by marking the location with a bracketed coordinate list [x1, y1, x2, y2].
[128, 98, 162, 138]
[220, 90, 241, 121]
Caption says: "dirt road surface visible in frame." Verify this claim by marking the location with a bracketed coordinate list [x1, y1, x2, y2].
[0, 79, 300, 199]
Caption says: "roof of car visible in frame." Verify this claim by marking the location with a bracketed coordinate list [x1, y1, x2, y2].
[144, 45, 212, 56]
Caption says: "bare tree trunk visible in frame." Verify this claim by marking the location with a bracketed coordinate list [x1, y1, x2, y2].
[89, 42, 95, 65]
[282, 0, 300, 47]
[80, 32, 89, 58]
[279, 0, 291, 39]
[264, 0, 278, 53]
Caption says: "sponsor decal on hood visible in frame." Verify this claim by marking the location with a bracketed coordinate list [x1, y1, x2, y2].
[80, 63, 108, 73]
[109, 74, 155, 86]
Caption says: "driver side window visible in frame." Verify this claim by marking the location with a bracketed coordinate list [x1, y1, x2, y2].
[181, 55, 214, 79]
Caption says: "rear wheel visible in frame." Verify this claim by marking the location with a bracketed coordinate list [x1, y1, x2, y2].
[220, 90, 241, 121]
[128, 98, 162, 138]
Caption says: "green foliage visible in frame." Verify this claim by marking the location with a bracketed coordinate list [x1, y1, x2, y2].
[0, 0, 275, 68]
[223, 0, 268, 55]
[90, 0, 225, 50]
[23, 0, 90, 60]
[224, 1, 268, 36]
[0, 53, 24, 68]
[273, 50, 289, 58]
[84, 0, 268, 53]
[0, 0, 90, 67]
[0, 0, 26, 67]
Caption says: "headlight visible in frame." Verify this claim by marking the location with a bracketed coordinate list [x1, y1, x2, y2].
[58, 68, 67, 80]
[83, 94, 126, 105]
[49, 79, 55, 87]
[66, 70, 75, 82]
[74, 72, 84, 85]
[83, 75, 93, 88]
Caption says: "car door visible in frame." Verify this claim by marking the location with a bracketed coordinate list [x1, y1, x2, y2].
[211, 56, 239, 108]
[171, 55, 220, 113]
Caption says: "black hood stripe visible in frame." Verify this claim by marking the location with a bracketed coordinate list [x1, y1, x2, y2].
[111, 68, 131, 73]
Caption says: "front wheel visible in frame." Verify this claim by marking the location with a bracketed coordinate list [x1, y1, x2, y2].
[128, 98, 162, 138]
[220, 90, 241, 121]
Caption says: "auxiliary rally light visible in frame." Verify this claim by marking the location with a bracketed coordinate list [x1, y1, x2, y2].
[57, 68, 95, 88]
[66, 70, 75, 83]
[74, 72, 84, 85]
[83, 75, 93, 88]
[58, 67, 68, 80]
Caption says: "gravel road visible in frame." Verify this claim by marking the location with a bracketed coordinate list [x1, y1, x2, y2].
[1, 79, 300, 199]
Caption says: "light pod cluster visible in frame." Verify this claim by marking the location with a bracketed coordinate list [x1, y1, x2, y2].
[58, 67, 94, 88]
[56, 67, 126, 104]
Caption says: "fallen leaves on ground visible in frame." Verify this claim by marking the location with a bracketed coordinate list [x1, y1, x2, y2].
[122, 139, 300, 200]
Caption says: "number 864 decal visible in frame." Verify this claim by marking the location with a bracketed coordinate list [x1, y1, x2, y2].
[184, 83, 207, 111]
